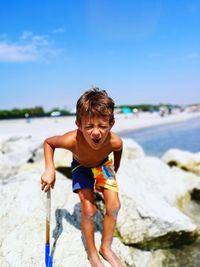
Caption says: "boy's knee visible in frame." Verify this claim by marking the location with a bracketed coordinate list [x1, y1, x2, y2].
[105, 201, 121, 219]
[81, 206, 97, 221]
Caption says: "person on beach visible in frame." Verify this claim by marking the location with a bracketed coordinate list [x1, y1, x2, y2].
[41, 87, 123, 267]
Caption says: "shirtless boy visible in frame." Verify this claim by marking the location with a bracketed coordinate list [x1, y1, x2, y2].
[41, 88, 123, 267]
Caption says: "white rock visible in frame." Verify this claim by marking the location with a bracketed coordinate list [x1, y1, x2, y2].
[162, 149, 200, 175]
[0, 136, 43, 180]
[116, 157, 198, 248]
[122, 138, 145, 159]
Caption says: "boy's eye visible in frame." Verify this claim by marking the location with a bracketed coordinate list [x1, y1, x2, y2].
[85, 125, 93, 129]
[84, 125, 109, 129]
[100, 125, 109, 129]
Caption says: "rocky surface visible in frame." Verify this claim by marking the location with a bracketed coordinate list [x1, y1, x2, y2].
[0, 135, 43, 180]
[0, 170, 112, 267]
[1, 135, 200, 266]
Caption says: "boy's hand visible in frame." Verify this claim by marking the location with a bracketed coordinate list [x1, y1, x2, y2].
[41, 168, 56, 192]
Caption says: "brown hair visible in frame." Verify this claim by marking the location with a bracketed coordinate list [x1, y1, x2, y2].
[76, 87, 115, 124]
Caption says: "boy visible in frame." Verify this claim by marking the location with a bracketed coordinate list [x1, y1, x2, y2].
[41, 88, 123, 267]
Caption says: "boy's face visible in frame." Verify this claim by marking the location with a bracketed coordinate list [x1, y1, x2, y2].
[76, 116, 114, 150]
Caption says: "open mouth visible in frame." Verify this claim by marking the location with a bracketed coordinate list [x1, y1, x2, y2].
[92, 138, 101, 144]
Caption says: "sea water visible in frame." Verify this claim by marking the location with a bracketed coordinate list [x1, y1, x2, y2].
[120, 116, 200, 157]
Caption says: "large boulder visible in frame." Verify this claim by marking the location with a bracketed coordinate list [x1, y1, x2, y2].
[122, 138, 145, 159]
[162, 149, 200, 176]
[0, 135, 43, 180]
[115, 157, 199, 249]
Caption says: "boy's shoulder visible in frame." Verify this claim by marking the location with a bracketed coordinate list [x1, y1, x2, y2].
[59, 129, 78, 149]
[63, 129, 78, 137]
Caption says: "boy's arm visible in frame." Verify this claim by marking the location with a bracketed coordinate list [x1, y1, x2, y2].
[41, 131, 75, 192]
[43, 137, 55, 170]
[112, 136, 123, 172]
[41, 138, 56, 192]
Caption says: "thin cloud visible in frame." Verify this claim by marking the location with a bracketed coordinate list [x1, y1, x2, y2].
[52, 27, 65, 34]
[0, 31, 61, 62]
[21, 31, 49, 46]
[21, 31, 33, 40]
[0, 43, 37, 62]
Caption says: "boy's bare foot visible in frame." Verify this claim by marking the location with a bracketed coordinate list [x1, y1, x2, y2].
[99, 248, 123, 267]
[88, 252, 105, 267]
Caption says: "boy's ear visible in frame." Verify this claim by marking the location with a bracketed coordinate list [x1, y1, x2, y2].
[110, 119, 115, 128]
[76, 120, 82, 130]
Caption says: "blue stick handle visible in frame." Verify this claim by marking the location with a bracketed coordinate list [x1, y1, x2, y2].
[48, 256, 53, 267]
[45, 244, 50, 267]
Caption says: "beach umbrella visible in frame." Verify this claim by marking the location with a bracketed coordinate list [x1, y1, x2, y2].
[45, 190, 53, 267]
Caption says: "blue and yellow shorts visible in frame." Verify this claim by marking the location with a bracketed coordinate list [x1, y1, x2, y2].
[71, 157, 118, 193]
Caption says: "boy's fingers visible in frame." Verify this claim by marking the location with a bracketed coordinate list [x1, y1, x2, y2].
[41, 178, 54, 191]
[51, 180, 55, 189]
[41, 182, 50, 191]
[43, 182, 52, 192]
[44, 184, 51, 192]
[41, 183, 45, 190]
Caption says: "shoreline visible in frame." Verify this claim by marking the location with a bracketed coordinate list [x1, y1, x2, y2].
[113, 111, 200, 134]
[114, 112, 200, 135]
[0, 111, 200, 139]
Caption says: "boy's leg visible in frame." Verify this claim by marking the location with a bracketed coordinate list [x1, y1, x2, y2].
[100, 189, 123, 267]
[78, 188, 105, 267]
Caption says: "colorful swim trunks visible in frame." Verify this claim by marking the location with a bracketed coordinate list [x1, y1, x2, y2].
[71, 158, 118, 193]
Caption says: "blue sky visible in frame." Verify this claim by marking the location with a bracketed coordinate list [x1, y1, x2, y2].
[0, 0, 199, 111]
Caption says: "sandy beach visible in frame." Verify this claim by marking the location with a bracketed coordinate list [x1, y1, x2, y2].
[0, 110, 200, 139]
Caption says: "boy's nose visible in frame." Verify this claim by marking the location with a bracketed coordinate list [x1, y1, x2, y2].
[92, 127, 100, 136]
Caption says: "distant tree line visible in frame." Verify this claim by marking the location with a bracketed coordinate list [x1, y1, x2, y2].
[0, 106, 71, 120]
[0, 104, 185, 120]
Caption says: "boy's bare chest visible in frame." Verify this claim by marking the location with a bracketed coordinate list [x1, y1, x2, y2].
[73, 145, 111, 167]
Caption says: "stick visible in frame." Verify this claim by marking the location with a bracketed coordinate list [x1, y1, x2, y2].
[45, 190, 53, 267]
